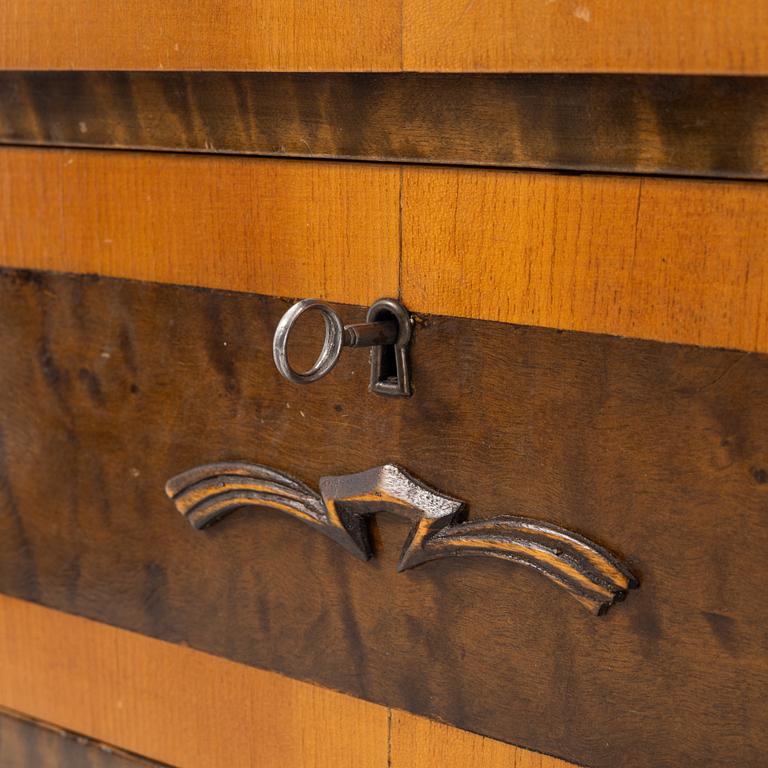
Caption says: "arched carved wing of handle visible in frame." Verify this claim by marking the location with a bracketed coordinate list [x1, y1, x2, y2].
[404, 517, 637, 615]
[166, 462, 637, 614]
[319, 465, 636, 614]
[164, 462, 369, 559]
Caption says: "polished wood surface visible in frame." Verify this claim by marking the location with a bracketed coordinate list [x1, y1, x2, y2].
[2, 270, 766, 767]
[0, 596, 575, 768]
[3, 4, 765, 768]
[0, 149, 399, 307]
[2, 148, 767, 352]
[3, 1, 767, 73]
[0, 0, 401, 71]
[403, 0, 768, 74]
[403, 167, 768, 353]
[0, 707, 163, 767]
[3, 72, 768, 180]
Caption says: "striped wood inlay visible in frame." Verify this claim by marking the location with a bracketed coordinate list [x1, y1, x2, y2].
[2, 72, 767, 180]
[0, 595, 576, 768]
[2, 147, 767, 352]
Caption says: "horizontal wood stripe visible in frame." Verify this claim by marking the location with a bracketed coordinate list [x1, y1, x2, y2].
[0, 707, 163, 767]
[0, 149, 400, 306]
[402, 167, 768, 353]
[2, 148, 768, 352]
[3, 72, 768, 179]
[0, 0, 401, 71]
[0, 595, 390, 768]
[0, 596, 574, 768]
[1, 271, 767, 767]
[2, 1, 767, 74]
[403, 0, 768, 74]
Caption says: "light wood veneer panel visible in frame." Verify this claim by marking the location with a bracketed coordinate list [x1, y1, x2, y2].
[403, 0, 768, 74]
[402, 168, 768, 353]
[0, 596, 576, 768]
[3, 0, 767, 74]
[0, 0, 401, 71]
[0, 149, 400, 306]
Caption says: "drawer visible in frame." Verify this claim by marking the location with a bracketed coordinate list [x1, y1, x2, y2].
[0, 268, 766, 768]
[3, 7, 768, 765]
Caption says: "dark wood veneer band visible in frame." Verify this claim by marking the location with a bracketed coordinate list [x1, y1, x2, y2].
[1, 72, 767, 178]
[0, 269, 767, 767]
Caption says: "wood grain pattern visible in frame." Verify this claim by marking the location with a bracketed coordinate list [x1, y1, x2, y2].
[0, 596, 389, 768]
[0, 707, 163, 767]
[402, 167, 768, 353]
[390, 712, 576, 768]
[0, 596, 575, 768]
[1, 270, 767, 767]
[0, 0, 401, 71]
[4, 148, 768, 352]
[3, 0, 767, 74]
[3, 72, 768, 180]
[403, 0, 768, 74]
[0, 149, 399, 306]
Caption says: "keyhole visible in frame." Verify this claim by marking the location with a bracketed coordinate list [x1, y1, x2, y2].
[374, 308, 399, 385]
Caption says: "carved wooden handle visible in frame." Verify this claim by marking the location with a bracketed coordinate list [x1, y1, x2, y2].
[166, 463, 637, 614]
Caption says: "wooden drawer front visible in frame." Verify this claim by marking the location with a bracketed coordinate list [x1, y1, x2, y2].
[0, 269, 766, 768]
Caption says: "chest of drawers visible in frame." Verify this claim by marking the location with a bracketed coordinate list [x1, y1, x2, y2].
[1, 5, 767, 767]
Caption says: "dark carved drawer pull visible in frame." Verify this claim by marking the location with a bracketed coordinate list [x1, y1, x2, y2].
[166, 463, 637, 614]
[273, 298, 412, 397]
